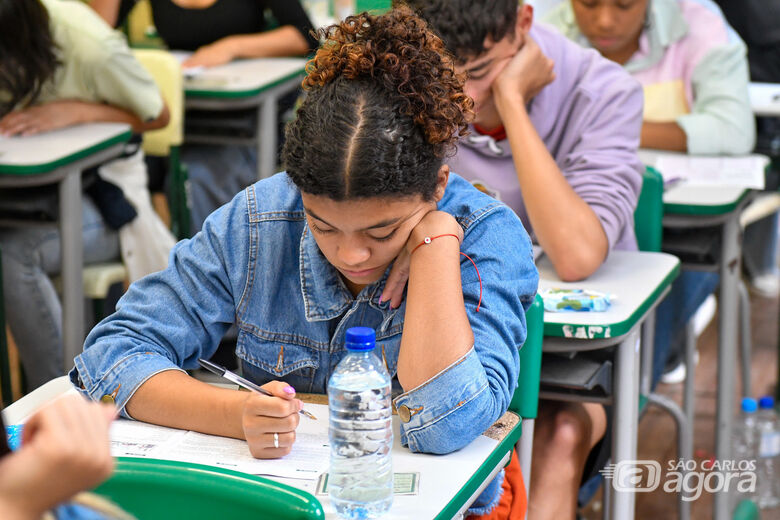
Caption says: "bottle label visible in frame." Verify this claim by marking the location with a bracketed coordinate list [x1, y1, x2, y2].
[759, 431, 780, 458]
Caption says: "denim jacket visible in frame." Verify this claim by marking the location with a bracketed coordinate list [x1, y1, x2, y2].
[71, 171, 537, 472]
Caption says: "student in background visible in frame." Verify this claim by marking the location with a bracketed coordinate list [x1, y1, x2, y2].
[546, 0, 763, 382]
[0, 0, 174, 390]
[0, 396, 119, 520]
[70, 8, 538, 517]
[90, 0, 320, 233]
[400, 1, 643, 518]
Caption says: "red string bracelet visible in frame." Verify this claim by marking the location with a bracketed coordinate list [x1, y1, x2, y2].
[410, 234, 483, 312]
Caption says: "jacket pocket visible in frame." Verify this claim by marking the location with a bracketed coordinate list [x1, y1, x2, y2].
[236, 331, 320, 391]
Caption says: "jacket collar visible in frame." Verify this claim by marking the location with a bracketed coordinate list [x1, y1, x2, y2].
[298, 223, 392, 321]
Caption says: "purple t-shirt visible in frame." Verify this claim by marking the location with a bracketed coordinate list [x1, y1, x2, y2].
[448, 23, 644, 252]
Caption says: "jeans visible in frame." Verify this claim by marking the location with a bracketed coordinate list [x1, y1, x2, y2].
[652, 269, 720, 387]
[743, 212, 780, 279]
[183, 144, 258, 233]
[0, 197, 120, 389]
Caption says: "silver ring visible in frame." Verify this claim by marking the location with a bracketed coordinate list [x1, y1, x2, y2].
[273, 432, 279, 449]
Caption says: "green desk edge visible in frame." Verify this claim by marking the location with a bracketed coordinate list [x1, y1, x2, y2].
[94, 457, 324, 519]
[185, 67, 306, 99]
[436, 294, 544, 519]
[663, 188, 751, 216]
[542, 261, 681, 338]
[0, 129, 132, 176]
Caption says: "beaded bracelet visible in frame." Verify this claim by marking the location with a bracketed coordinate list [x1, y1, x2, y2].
[410, 234, 482, 312]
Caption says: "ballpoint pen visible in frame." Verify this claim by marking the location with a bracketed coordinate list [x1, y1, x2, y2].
[197, 358, 317, 420]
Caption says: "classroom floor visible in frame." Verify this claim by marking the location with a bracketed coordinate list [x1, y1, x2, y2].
[581, 286, 779, 519]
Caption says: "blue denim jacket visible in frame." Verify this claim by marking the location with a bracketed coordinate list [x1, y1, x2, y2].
[71, 172, 537, 509]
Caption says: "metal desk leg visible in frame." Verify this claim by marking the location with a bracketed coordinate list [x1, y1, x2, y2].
[59, 170, 84, 373]
[516, 418, 535, 520]
[609, 328, 641, 520]
[257, 95, 278, 180]
[713, 213, 741, 519]
[738, 281, 752, 399]
[640, 310, 656, 396]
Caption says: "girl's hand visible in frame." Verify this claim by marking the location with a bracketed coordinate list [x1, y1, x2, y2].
[242, 381, 303, 458]
[0, 101, 86, 136]
[182, 38, 237, 69]
[0, 395, 116, 519]
[381, 211, 463, 309]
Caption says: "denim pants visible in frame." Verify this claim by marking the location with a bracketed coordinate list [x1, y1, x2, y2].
[183, 143, 258, 233]
[743, 213, 780, 279]
[652, 269, 720, 387]
[0, 197, 120, 389]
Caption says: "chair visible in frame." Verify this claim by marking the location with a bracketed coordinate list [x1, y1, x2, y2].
[513, 294, 544, 518]
[92, 458, 324, 519]
[79, 49, 188, 321]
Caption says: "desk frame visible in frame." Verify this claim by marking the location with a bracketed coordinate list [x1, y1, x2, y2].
[663, 194, 751, 519]
[0, 144, 127, 371]
[185, 74, 304, 180]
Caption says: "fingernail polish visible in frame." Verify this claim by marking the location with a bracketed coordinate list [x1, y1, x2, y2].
[283, 386, 296, 394]
[379, 292, 386, 303]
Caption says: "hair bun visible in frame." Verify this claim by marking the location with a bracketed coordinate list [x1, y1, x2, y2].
[304, 6, 473, 152]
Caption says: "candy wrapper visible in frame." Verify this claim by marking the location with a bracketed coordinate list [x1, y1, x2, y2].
[540, 288, 613, 312]
[5, 424, 22, 450]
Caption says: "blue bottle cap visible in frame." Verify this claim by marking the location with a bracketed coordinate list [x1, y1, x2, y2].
[741, 398, 757, 413]
[345, 327, 376, 351]
[759, 396, 775, 409]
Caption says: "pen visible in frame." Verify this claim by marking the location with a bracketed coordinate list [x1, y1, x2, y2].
[197, 358, 317, 420]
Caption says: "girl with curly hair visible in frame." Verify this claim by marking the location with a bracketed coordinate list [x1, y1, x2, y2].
[71, 7, 538, 516]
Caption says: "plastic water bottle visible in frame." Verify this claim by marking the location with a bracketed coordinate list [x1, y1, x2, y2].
[732, 398, 759, 508]
[328, 327, 393, 519]
[756, 396, 780, 509]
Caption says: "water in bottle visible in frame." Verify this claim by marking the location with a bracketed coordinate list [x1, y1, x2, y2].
[328, 327, 393, 519]
[732, 397, 759, 508]
[756, 396, 780, 509]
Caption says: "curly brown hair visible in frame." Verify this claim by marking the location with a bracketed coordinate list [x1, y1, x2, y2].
[282, 6, 474, 200]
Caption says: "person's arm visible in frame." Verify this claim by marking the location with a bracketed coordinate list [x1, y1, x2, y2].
[89, 0, 123, 27]
[126, 371, 302, 458]
[390, 201, 538, 454]
[182, 27, 311, 68]
[0, 396, 115, 520]
[181, 0, 316, 68]
[492, 37, 608, 281]
[675, 41, 755, 155]
[73, 189, 302, 458]
[0, 100, 169, 137]
[641, 121, 688, 152]
[396, 210, 472, 390]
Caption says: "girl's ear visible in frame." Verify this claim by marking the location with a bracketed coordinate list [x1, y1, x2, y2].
[433, 164, 450, 202]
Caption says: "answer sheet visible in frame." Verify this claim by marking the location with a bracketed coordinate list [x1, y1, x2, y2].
[639, 150, 768, 189]
[109, 403, 330, 480]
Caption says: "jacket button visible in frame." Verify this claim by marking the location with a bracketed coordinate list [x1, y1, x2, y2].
[100, 395, 115, 404]
[398, 405, 411, 423]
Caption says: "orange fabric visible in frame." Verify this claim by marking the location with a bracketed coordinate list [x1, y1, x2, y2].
[467, 449, 527, 520]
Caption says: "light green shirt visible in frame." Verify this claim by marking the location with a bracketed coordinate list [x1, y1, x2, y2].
[35, 0, 163, 122]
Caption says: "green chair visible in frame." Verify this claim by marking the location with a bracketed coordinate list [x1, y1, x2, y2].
[513, 294, 544, 513]
[634, 166, 664, 253]
[93, 458, 324, 519]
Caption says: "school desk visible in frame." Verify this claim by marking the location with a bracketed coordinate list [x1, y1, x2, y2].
[748, 82, 780, 117]
[639, 148, 756, 519]
[537, 250, 680, 520]
[181, 56, 308, 180]
[0, 123, 132, 371]
[3, 375, 521, 520]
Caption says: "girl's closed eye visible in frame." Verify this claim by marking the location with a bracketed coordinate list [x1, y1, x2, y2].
[369, 229, 398, 242]
[310, 221, 334, 234]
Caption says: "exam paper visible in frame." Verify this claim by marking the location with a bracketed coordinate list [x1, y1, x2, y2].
[109, 403, 330, 480]
[639, 150, 768, 189]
